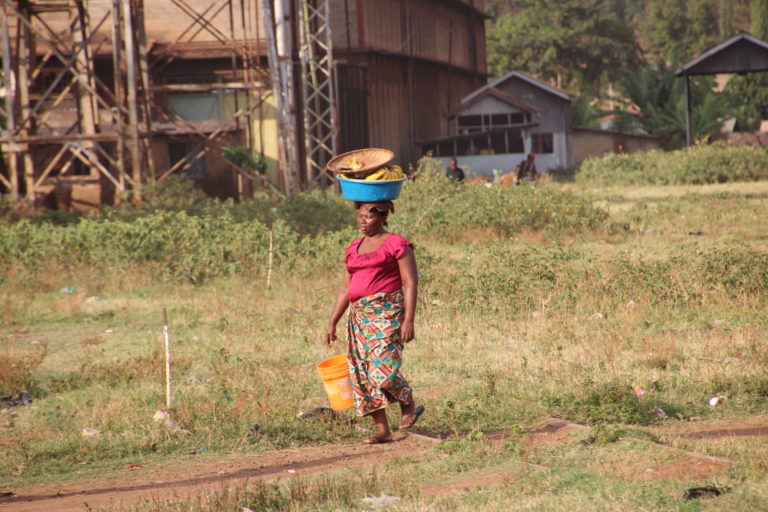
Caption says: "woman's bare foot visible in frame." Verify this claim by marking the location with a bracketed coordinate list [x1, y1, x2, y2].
[365, 408, 392, 444]
[399, 404, 425, 431]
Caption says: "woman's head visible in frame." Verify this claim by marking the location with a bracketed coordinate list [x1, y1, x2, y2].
[354, 201, 394, 235]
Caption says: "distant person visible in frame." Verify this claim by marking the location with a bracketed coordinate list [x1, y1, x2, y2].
[446, 157, 465, 181]
[515, 153, 538, 183]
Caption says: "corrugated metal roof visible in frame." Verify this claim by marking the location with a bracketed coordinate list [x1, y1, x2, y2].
[461, 70, 572, 104]
[451, 87, 541, 117]
[675, 33, 768, 76]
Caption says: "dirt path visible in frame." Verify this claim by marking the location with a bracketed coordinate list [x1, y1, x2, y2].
[4, 417, 768, 510]
[0, 433, 437, 512]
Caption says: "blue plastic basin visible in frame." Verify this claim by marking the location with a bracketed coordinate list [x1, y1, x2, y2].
[337, 176, 406, 202]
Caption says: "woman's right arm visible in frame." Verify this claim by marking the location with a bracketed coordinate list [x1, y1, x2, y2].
[325, 271, 351, 345]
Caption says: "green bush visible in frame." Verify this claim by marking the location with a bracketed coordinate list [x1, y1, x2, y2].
[394, 173, 608, 239]
[576, 141, 768, 186]
[221, 145, 267, 174]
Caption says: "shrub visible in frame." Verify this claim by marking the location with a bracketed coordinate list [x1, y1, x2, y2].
[221, 146, 267, 174]
[576, 141, 768, 186]
[394, 172, 608, 239]
[133, 175, 211, 211]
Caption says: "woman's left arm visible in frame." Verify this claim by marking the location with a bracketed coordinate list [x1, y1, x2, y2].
[398, 246, 418, 342]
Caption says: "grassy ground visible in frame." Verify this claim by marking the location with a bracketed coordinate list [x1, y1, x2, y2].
[2, 178, 768, 510]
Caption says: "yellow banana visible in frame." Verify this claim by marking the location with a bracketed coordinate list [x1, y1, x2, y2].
[346, 158, 363, 170]
[365, 168, 388, 181]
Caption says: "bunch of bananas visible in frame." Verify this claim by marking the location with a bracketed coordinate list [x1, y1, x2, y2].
[351, 165, 405, 181]
[345, 157, 364, 170]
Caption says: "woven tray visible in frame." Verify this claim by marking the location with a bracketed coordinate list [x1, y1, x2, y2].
[326, 148, 395, 174]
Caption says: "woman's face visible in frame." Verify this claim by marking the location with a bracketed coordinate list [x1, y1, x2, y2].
[357, 208, 384, 236]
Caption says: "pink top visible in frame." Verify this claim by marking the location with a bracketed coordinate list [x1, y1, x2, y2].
[345, 233, 412, 302]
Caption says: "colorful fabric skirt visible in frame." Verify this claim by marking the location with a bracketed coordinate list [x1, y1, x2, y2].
[347, 290, 412, 416]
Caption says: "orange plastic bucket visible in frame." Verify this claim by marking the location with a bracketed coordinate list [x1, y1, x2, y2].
[317, 354, 354, 410]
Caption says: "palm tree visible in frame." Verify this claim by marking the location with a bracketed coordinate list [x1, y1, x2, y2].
[606, 61, 725, 148]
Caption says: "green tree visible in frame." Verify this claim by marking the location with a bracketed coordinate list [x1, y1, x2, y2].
[719, 0, 735, 39]
[722, 74, 768, 131]
[608, 61, 725, 148]
[751, 0, 768, 38]
[487, 0, 639, 95]
[640, 0, 719, 64]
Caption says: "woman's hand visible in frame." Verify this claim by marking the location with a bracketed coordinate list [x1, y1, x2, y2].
[325, 325, 337, 346]
[400, 319, 415, 343]
[326, 272, 351, 346]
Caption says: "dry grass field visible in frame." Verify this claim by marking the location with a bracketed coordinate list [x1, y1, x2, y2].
[2, 156, 768, 510]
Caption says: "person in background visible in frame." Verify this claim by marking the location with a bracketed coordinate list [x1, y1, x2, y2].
[515, 153, 538, 182]
[446, 157, 465, 182]
[325, 201, 425, 444]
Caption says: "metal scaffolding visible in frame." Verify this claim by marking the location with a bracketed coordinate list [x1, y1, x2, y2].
[260, 0, 336, 195]
[1, 0, 128, 201]
[297, 0, 336, 187]
[0, 0, 275, 204]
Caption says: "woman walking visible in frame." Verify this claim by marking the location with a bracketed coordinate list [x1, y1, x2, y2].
[325, 201, 424, 444]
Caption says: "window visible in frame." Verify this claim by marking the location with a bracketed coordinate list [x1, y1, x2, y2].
[532, 132, 554, 154]
[457, 115, 483, 135]
[166, 74, 222, 121]
[456, 111, 528, 135]
[32, 68, 72, 97]
[168, 93, 220, 121]
[490, 132, 507, 154]
[508, 130, 524, 153]
[168, 140, 208, 178]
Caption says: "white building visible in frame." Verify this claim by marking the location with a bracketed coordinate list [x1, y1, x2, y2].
[419, 71, 660, 177]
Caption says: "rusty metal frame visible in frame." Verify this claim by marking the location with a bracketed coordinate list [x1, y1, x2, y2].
[141, 0, 271, 192]
[1, 0, 274, 205]
[297, 0, 337, 187]
[1, 0, 127, 201]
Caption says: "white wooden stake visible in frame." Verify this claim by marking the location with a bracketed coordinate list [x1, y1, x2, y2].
[162, 308, 171, 410]
[267, 228, 274, 289]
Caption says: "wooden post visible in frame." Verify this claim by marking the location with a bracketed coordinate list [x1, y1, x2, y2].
[162, 308, 172, 410]
[267, 208, 274, 289]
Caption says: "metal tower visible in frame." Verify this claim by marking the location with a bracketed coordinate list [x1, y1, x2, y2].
[297, 0, 336, 187]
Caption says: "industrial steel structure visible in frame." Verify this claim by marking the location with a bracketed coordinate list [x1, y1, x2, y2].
[0, 0, 276, 204]
[1, 0, 488, 205]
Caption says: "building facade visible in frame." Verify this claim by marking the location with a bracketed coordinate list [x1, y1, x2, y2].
[420, 71, 661, 177]
[0, 0, 489, 204]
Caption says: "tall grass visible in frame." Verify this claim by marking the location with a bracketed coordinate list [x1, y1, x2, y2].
[577, 141, 768, 187]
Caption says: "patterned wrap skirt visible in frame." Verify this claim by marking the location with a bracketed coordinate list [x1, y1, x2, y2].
[347, 290, 413, 416]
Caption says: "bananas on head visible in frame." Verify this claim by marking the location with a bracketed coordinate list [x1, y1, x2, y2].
[353, 165, 404, 181]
